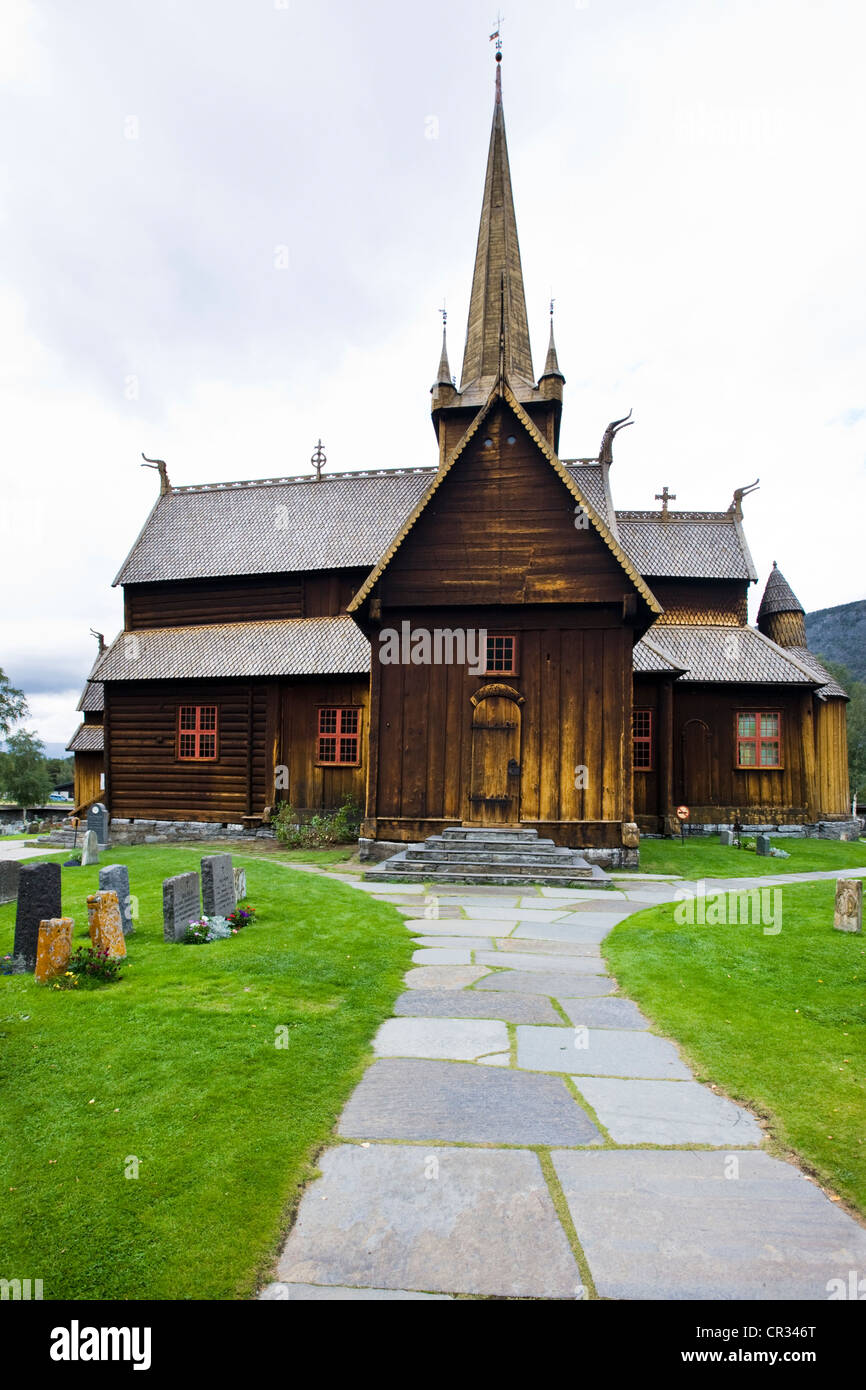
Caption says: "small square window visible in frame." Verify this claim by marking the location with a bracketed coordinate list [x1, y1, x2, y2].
[736, 710, 781, 770]
[484, 635, 518, 676]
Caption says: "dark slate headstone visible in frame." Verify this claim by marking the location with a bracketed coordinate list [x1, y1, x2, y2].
[87, 802, 109, 847]
[719, 829, 735, 847]
[13, 862, 62, 970]
[201, 854, 236, 917]
[163, 872, 201, 943]
[99, 864, 134, 936]
[0, 859, 22, 905]
[755, 834, 771, 857]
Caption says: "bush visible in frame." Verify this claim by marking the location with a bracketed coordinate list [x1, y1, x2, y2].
[67, 946, 124, 985]
[272, 797, 361, 849]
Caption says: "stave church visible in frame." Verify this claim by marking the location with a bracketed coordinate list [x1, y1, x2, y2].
[68, 54, 853, 865]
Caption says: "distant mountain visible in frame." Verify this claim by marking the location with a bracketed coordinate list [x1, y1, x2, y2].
[806, 600, 866, 682]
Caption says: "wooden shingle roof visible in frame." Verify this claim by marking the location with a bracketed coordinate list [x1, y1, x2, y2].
[616, 511, 757, 582]
[113, 470, 435, 585]
[66, 724, 105, 753]
[644, 625, 819, 685]
[92, 615, 370, 681]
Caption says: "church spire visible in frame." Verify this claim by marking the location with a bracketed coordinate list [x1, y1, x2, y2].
[459, 49, 534, 396]
[539, 301, 565, 384]
[435, 311, 453, 388]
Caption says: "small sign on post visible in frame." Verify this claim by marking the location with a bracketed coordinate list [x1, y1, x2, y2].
[676, 805, 690, 846]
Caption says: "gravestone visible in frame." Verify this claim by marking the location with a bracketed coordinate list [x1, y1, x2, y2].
[163, 871, 201, 943]
[0, 859, 22, 905]
[755, 834, 771, 857]
[201, 854, 236, 917]
[13, 862, 62, 970]
[87, 890, 127, 959]
[87, 802, 109, 847]
[233, 866, 247, 902]
[80, 830, 100, 866]
[99, 864, 134, 936]
[34, 918, 74, 983]
[834, 880, 863, 935]
[719, 829, 735, 847]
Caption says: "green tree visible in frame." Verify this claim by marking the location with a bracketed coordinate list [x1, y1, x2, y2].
[0, 669, 28, 736]
[46, 756, 75, 788]
[2, 730, 53, 806]
[819, 659, 866, 804]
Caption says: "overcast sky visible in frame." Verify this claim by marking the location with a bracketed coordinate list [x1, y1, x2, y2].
[1, 0, 864, 754]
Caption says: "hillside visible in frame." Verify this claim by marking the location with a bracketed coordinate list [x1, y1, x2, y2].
[806, 600, 866, 682]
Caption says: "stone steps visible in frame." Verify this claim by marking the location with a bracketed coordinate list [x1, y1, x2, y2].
[364, 827, 611, 888]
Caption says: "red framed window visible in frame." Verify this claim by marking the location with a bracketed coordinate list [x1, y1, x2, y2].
[736, 711, 782, 768]
[633, 708, 653, 771]
[484, 634, 518, 676]
[177, 704, 218, 761]
[317, 707, 361, 766]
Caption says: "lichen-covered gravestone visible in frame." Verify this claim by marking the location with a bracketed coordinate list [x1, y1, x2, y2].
[34, 918, 74, 983]
[99, 864, 134, 936]
[233, 866, 247, 903]
[201, 854, 236, 917]
[163, 871, 201, 942]
[755, 833, 771, 857]
[719, 829, 735, 847]
[13, 862, 62, 970]
[80, 830, 100, 866]
[834, 880, 863, 934]
[87, 891, 127, 959]
[87, 802, 109, 847]
[0, 859, 22, 905]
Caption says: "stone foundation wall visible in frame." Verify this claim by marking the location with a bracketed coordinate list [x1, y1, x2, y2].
[649, 818, 863, 842]
[108, 819, 276, 845]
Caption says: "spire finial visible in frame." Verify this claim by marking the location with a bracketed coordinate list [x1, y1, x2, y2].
[310, 439, 327, 482]
[490, 12, 504, 99]
[435, 304, 453, 389]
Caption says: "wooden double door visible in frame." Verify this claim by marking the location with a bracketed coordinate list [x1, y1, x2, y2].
[467, 686, 523, 826]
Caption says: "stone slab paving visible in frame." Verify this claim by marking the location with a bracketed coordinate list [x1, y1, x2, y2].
[404, 965, 491, 990]
[373, 1017, 509, 1062]
[261, 1282, 452, 1300]
[411, 935, 496, 951]
[551, 1150, 866, 1300]
[393, 989, 562, 1025]
[276, 1145, 582, 1299]
[512, 918, 626, 943]
[474, 969, 615, 997]
[517, 1025, 692, 1080]
[572, 1077, 763, 1146]
[475, 949, 607, 975]
[266, 868, 866, 1301]
[338, 1059, 602, 1146]
[559, 997, 650, 1030]
[493, 936, 602, 958]
[411, 948, 474, 965]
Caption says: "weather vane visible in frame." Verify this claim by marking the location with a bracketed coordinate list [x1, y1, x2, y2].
[440, 300, 447, 327]
[490, 12, 504, 55]
[311, 439, 327, 483]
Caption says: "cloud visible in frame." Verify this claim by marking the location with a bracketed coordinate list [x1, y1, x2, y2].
[0, 0, 864, 755]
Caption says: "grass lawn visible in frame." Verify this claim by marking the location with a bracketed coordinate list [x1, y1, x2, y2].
[637, 835, 866, 879]
[605, 881, 866, 1215]
[0, 845, 411, 1299]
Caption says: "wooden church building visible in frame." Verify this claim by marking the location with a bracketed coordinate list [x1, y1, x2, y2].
[77, 57, 854, 859]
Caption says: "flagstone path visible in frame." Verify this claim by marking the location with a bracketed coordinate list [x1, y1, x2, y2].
[261, 865, 866, 1301]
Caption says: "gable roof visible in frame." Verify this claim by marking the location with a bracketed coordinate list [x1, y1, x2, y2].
[781, 647, 848, 701]
[91, 615, 370, 682]
[113, 470, 435, 585]
[616, 511, 758, 582]
[348, 383, 663, 616]
[76, 681, 104, 714]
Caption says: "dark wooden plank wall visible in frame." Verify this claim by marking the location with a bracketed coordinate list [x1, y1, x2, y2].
[277, 678, 369, 812]
[381, 402, 642, 609]
[372, 610, 632, 830]
[124, 569, 367, 629]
